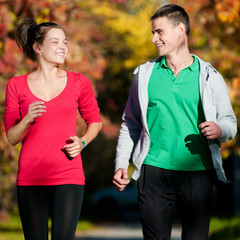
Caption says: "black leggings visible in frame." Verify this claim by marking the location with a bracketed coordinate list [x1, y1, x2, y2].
[17, 184, 84, 240]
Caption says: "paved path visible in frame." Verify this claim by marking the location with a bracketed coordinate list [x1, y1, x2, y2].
[75, 223, 181, 240]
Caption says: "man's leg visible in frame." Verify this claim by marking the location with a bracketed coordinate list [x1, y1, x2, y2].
[177, 171, 213, 240]
[137, 165, 176, 240]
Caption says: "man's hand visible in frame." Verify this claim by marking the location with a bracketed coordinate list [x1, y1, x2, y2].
[199, 121, 222, 140]
[113, 168, 130, 192]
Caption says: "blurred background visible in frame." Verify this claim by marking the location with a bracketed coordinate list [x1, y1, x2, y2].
[0, 0, 240, 239]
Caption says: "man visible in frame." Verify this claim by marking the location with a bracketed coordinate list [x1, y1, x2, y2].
[113, 4, 237, 240]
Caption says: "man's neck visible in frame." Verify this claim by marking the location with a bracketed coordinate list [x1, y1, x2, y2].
[165, 52, 193, 77]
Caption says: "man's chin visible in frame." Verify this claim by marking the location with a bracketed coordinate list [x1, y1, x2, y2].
[158, 52, 165, 57]
[157, 49, 165, 56]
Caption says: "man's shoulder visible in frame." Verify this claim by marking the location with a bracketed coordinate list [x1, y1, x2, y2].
[133, 57, 160, 75]
[193, 55, 218, 72]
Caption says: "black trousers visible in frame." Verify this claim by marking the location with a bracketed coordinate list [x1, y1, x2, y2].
[17, 184, 84, 240]
[137, 165, 213, 240]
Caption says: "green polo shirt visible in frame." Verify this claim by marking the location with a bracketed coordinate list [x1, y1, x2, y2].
[144, 56, 212, 171]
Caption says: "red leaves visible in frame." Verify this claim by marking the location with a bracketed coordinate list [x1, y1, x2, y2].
[0, 24, 7, 39]
[0, 39, 19, 75]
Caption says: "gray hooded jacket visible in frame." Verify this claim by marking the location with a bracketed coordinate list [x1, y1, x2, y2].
[115, 55, 237, 183]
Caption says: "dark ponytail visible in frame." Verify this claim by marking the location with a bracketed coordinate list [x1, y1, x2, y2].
[15, 18, 37, 61]
[15, 18, 64, 61]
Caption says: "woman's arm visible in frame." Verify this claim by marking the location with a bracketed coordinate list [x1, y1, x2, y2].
[6, 101, 46, 146]
[81, 122, 102, 146]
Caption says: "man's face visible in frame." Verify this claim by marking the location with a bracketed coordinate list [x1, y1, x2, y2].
[151, 16, 180, 57]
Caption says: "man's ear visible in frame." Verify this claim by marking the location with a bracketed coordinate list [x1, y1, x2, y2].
[33, 43, 42, 55]
[177, 23, 186, 37]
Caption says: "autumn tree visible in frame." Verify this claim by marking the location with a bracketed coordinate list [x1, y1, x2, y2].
[1, 0, 239, 220]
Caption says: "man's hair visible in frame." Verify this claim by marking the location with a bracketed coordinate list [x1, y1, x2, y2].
[151, 4, 190, 36]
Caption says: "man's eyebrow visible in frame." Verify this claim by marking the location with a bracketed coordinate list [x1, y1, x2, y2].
[152, 28, 162, 34]
[49, 38, 67, 41]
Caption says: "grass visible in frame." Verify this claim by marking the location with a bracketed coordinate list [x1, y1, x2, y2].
[3, 214, 240, 240]
[0, 214, 94, 240]
[209, 216, 240, 240]
[0, 215, 24, 240]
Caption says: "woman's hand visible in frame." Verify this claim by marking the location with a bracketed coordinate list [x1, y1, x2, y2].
[64, 122, 102, 158]
[25, 101, 46, 124]
[64, 136, 84, 158]
[6, 101, 46, 146]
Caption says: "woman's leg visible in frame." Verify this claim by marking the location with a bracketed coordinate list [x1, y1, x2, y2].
[17, 186, 51, 240]
[51, 184, 84, 240]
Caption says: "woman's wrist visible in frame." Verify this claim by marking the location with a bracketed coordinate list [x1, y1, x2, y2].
[80, 137, 86, 149]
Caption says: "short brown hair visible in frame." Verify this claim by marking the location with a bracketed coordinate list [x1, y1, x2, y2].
[151, 4, 190, 36]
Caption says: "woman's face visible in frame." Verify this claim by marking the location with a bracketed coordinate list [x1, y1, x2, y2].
[39, 28, 68, 66]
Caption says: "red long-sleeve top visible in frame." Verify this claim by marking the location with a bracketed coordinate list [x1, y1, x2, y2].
[4, 71, 102, 186]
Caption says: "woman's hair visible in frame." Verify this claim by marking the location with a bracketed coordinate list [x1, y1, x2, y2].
[151, 4, 190, 36]
[15, 18, 64, 61]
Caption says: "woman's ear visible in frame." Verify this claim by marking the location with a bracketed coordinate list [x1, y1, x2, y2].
[33, 43, 42, 55]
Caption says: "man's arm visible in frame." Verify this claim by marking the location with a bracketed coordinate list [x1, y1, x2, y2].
[113, 70, 142, 191]
[207, 67, 237, 142]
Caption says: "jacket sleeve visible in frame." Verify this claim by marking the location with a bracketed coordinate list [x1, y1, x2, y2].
[209, 67, 237, 142]
[115, 68, 143, 171]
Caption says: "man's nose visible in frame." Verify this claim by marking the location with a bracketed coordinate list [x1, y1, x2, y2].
[152, 33, 158, 43]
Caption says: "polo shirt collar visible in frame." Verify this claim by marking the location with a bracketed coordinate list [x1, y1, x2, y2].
[157, 55, 199, 72]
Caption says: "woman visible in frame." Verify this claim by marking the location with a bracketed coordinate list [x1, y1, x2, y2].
[4, 18, 102, 240]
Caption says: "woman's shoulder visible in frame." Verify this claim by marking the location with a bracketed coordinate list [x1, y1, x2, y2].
[7, 74, 28, 88]
[9, 74, 27, 82]
[66, 71, 90, 86]
[66, 70, 86, 79]
[5, 74, 28, 98]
